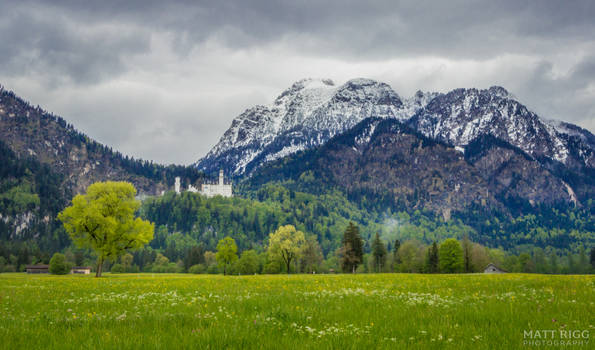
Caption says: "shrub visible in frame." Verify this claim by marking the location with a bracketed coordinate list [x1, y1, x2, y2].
[2, 265, 16, 273]
[189, 264, 206, 274]
[152, 262, 182, 273]
[49, 253, 71, 275]
[207, 264, 220, 274]
[110, 263, 124, 273]
[151, 264, 166, 273]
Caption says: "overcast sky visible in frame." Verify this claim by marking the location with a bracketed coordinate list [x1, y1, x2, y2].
[1, 0, 594, 165]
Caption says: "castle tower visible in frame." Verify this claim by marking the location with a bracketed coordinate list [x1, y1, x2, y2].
[175, 177, 181, 194]
[200, 170, 232, 198]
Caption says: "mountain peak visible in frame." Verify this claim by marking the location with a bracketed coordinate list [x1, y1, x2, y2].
[487, 85, 511, 99]
[197, 77, 409, 175]
[344, 78, 380, 86]
[197, 78, 594, 177]
[291, 78, 336, 90]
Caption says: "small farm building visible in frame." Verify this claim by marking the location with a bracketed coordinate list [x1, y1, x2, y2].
[26, 265, 49, 274]
[484, 263, 507, 273]
[71, 266, 92, 274]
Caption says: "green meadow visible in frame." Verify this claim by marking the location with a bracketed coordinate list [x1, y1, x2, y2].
[1, 273, 593, 349]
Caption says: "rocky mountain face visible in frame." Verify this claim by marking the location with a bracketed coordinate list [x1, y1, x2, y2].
[199, 78, 594, 205]
[0, 87, 203, 242]
[408, 87, 594, 169]
[408, 86, 595, 201]
[196, 78, 432, 176]
[247, 118, 578, 218]
[0, 88, 201, 196]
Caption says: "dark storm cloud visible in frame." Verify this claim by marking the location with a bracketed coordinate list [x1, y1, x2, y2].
[6, 0, 595, 63]
[0, 2, 150, 84]
[0, 0, 593, 163]
[517, 56, 595, 130]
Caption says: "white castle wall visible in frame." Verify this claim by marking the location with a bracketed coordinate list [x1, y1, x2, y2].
[174, 177, 181, 194]
[200, 169, 232, 198]
[174, 170, 232, 198]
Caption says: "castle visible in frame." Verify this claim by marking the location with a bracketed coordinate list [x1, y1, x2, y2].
[175, 169, 232, 198]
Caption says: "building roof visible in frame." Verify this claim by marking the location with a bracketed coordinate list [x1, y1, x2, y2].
[26, 265, 49, 269]
[71, 266, 92, 269]
[484, 263, 507, 272]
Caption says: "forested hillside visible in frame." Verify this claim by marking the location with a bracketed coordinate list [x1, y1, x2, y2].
[140, 185, 594, 256]
[0, 140, 70, 250]
[0, 87, 203, 195]
[0, 87, 203, 257]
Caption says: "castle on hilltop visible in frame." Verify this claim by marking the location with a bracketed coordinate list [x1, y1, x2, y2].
[175, 169, 232, 198]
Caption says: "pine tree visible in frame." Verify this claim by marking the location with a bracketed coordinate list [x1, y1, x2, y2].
[577, 247, 587, 274]
[427, 241, 439, 273]
[392, 239, 401, 272]
[371, 233, 387, 272]
[341, 222, 363, 273]
[549, 251, 559, 274]
[462, 234, 472, 273]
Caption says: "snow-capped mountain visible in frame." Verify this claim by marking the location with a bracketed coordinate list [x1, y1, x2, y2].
[408, 86, 595, 170]
[196, 78, 431, 175]
[247, 117, 578, 216]
[196, 78, 594, 180]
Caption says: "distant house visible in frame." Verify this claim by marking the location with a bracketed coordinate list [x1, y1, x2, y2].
[484, 263, 506, 273]
[26, 265, 49, 274]
[71, 266, 92, 274]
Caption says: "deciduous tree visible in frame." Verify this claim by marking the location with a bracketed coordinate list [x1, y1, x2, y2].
[300, 236, 323, 273]
[237, 249, 260, 275]
[216, 237, 238, 275]
[267, 225, 305, 274]
[439, 238, 463, 273]
[49, 253, 71, 275]
[397, 240, 423, 273]
[58, 182, 154, 277]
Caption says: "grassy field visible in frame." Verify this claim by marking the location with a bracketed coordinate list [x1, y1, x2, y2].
[0, 273, 593, 349]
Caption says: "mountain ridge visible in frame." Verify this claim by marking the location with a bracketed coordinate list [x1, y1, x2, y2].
[196, 78, 594, 186]
[245, 117, 578, 218]
[0, 86, 202, 196]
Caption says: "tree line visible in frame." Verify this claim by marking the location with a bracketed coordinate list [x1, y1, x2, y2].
[1, 181, 593, 275]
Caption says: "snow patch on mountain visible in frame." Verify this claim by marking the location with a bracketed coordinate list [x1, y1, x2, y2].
[196, 79, 594, 177]
[197, 78, 421, 175]
[408, 86, 587, 166]
[264, 143, 307, 163]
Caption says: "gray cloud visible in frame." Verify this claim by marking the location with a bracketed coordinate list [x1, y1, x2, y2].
[0, 4, 151, 84]
[0, 0, 593, 164]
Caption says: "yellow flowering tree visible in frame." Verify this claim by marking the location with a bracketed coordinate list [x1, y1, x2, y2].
[58, 181, 154, 277]
[267, 225, 305, 274]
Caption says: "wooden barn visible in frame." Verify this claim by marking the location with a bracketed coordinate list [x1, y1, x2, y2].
[26, 265, 49, 274]
[484, 263, 507, 274]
